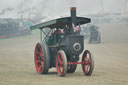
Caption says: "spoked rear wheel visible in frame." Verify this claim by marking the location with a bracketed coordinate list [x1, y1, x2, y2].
[56, 50, 67, 77]
[34, 42, 49, 74]
[82, 50, 94, 76]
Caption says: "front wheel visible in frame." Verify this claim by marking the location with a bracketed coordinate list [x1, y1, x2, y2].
[82, 50, 94, 76]
[56, 50, 67, 77]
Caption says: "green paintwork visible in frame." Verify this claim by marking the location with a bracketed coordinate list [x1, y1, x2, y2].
[46, 33, 64, 46]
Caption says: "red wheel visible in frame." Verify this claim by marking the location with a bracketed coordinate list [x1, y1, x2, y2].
[34, 42, 50, 74]
[56, 50, 67, 77]
[82, 50, 94, 76]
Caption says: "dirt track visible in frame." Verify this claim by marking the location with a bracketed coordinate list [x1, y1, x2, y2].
[0, 22, 128, 85]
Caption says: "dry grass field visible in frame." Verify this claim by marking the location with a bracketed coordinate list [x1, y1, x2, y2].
[0, 22, 128, 85]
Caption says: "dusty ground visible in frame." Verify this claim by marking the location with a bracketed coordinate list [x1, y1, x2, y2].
[0, 22, 128, 85]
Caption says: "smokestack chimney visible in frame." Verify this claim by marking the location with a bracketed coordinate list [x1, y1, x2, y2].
[70, 7, 77, 26]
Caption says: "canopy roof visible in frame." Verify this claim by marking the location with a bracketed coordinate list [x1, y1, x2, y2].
[30, 17, 91, 30]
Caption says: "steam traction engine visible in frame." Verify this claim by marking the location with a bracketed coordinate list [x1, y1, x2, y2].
[30, 7, 94, 77]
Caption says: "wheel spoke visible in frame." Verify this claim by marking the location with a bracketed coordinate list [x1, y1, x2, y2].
[58, 54, 63, 64]
[85, 65, 89, 73]
[84, 58, 91, 64]
[88, 58, 91, 64]
[36, 47, 43, 56]
[39, 65, 42, 71]
[60, 64, 63, 67]
[36, 60, 41, 63]
[41, 56, 44, 61]
[84, 61, 89, 64]
[60, 67, 64, 72]
[59, 58, 63, 64]
[41, 61, 44, 65]
[36, 49, 40, 54]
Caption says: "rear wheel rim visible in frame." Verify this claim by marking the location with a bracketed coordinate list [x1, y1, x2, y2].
[34, 43, 44, 73]
[82, 51, 91, 75]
